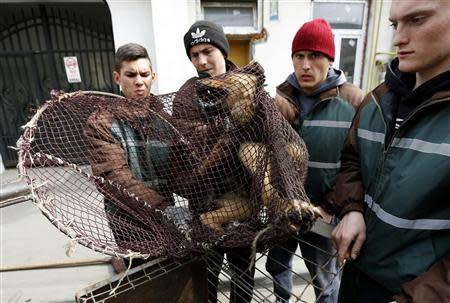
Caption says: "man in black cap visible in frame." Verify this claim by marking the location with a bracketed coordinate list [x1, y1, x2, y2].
[172, 20, 255, 303]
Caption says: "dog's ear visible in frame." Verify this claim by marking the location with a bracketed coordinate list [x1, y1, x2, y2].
[199, 61, 265, 92]
[237, 61, 265, 90]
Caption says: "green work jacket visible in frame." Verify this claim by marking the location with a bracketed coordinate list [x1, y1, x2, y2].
[277, 81, 362, 205]
[354, 84, 450, 293]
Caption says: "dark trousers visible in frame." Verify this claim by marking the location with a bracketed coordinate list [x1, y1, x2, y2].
[266, 232, 340, 303]
[207, 246, 255, 303]
[338, 262, 395, 303]
[105, 199, 149, 268]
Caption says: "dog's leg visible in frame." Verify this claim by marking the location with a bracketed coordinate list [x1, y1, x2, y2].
[238, 142, 276, 208]
[238, 142, 265, 174]
[239, 142, 320, 231]
[287, 142, 309, 177]
[200, 193, 251, 231]
[197, 137, 230, 174]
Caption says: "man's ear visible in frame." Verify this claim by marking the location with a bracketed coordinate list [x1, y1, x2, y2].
[113, 71, 120, 85]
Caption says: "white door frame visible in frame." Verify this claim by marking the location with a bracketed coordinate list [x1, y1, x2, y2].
[333, 31, 365, 87]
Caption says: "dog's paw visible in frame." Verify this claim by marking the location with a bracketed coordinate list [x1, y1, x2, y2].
[199, 213, 225, 232]
[281, 200, 321, 232]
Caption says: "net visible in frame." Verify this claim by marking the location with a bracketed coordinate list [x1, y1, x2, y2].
[17, 61, 320, 260]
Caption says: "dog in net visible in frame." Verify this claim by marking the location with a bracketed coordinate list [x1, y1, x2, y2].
[17, 61, 321, 260]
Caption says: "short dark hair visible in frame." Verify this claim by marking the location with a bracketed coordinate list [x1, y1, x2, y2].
[114, 43, 151, 71]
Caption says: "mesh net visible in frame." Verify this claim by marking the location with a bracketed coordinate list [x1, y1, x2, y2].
[18, 61, 320, 259]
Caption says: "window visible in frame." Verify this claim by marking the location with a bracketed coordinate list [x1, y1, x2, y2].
[204, 6, 254, 27]
[338, 38, 358, 83]
[313, 0, 368, 87]
[313, 2, 365, 29]
[201, 1, 260, 34]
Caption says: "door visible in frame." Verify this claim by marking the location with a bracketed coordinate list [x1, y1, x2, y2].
[228, 39, 251, 67]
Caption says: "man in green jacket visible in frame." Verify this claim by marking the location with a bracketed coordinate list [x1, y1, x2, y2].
[327, 1, 450, 302]
[265, 18, 363, 303]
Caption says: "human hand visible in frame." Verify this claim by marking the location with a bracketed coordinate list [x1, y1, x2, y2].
[331, 211, 366, 266]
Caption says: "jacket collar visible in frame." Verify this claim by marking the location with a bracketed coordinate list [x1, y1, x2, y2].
[385, 58, 450, 103]
[277, 78, 343, 105]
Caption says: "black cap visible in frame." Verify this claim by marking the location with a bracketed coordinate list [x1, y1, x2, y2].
[184, 20, 229, 59]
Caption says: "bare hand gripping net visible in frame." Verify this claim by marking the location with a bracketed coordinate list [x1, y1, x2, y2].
[17, 61, 320, 259]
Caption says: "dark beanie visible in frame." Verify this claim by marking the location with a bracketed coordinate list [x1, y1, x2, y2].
[291, 18, 335, 61]
[184, 20, 229, 59]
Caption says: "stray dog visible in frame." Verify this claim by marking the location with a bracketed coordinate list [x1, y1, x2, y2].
[196, 62, 320, 232]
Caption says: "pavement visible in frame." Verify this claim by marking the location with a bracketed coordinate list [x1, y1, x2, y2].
[0, 167, 20, 184]
[1, 168, 116, 302]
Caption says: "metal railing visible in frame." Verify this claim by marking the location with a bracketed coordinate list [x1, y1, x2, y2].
[0, 178, 31, 207]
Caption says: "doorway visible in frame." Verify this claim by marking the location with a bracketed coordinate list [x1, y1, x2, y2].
[0, 2, 116, 167]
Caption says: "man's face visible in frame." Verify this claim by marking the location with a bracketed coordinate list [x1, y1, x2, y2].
[189, 44, 226, 77]
[292, 51, 331, 95]
[113, 58, 155, 98]
[389, 0, 450, 83]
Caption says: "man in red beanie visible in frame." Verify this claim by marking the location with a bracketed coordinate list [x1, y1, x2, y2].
[265, 18, 363, 303]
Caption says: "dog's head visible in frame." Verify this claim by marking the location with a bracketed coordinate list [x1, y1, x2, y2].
[199, 62, 265, 126]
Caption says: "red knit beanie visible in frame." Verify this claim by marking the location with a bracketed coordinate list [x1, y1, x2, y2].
[291, 18, 335, 61]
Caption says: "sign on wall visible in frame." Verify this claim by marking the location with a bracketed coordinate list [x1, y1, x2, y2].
[63, 56, 82, 83]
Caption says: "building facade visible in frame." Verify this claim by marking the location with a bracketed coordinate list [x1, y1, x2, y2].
[0, 0, 395, 168]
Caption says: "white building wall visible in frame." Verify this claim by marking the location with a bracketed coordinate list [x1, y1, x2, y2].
[107, 0, 207, 95]
[149, 0, 200, 94]
[107, 0, 314, 96]
[253, 1, 312, 95]
[106, 0, 395, 95]
[106, 0, 159, 92]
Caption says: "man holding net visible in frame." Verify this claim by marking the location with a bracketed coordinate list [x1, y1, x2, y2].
[171, 20, 256, 303]
[84, 43, 175, 268]
[265, 18, 364, 303]
[327, 0, 450, 302]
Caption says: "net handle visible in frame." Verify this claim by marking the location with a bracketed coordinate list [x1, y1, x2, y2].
[80, 91, 125, 99]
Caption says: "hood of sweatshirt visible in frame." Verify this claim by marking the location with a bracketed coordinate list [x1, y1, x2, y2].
[286, 67, 346, 121]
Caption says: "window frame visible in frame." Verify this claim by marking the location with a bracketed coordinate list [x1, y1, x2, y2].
[200, 1, 262, 35]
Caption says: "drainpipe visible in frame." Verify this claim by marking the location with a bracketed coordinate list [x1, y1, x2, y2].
[0, 153, 4, 174]
[367, 0, 383, 91]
